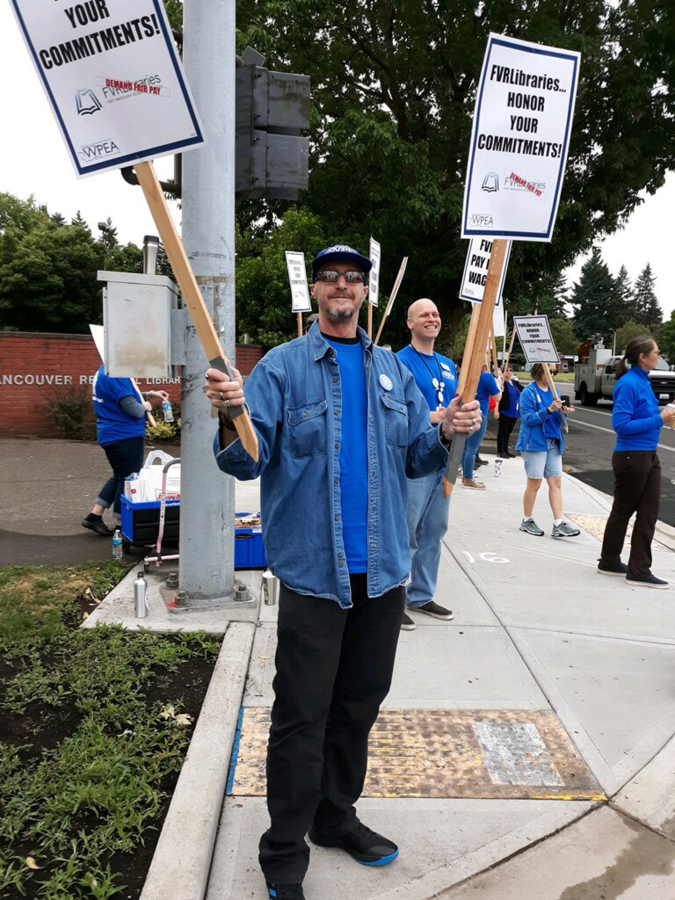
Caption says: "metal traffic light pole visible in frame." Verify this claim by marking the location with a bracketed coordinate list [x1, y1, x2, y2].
[178, 0, 238, 605]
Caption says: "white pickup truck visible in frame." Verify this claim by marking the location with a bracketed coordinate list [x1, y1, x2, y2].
[574, 340, 675, 406]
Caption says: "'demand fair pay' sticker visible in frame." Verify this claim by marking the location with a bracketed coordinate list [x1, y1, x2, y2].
[462, 33, 580, 242]
[10, 0, 204, 177]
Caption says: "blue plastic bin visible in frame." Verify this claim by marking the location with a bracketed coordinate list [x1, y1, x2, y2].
[235, 511, 266, 569]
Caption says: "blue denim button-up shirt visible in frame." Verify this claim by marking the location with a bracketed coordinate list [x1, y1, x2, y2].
[214, 323, 449, 608]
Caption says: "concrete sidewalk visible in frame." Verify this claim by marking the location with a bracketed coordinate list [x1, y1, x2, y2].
[199, 456, 675, 899]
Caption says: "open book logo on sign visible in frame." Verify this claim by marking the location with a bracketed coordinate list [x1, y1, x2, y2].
[481, 172, 499, 193]
[75, 88, 102, 115]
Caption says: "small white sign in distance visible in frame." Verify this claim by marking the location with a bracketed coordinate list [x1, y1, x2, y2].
[368, 237, 381, 308]
[285, 251, 312, 313]
[513, 314, 559, 364]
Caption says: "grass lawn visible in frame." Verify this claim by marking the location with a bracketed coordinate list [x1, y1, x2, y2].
[0, 562, 221, 899]
[514, 371, 576, 384]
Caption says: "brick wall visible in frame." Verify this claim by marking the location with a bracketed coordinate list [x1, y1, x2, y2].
[0, 333, 264, 437]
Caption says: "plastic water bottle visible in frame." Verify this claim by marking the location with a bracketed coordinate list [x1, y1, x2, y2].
[112, 528, 123, 560]
[162, 400, 174, 423]
[134, 571, 148, 618]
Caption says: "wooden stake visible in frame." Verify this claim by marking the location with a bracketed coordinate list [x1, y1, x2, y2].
[374, 257, 408, 346]
[490, 327, 499, 377]
[134, 161, 258, 461]
[503, 326, 517, 374]
[297, 312, 303, 338]
[443, 240, 509, 497]
[131, 377, 156, 428]
[543, 363, 568, 433]
[457, 303, 481, 398]
[367, 302, 373, 340]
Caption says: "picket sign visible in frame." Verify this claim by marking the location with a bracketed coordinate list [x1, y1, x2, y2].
[443, 240, 509, 497]
[134, 162, 259, 460]
[367, 237, 382, 339]
[373, 257, 408, 346]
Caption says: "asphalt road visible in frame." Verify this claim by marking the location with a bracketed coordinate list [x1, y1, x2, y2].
[563, 399, 675, 528]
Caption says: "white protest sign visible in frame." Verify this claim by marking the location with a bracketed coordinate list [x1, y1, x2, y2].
[285, 252, 312, 313]
[493, 304, 506, 338]
[89, 324, 105, 363]
[10, 0, 204, 177]
[459, 237, 512, 304]
[513, 315, 559, 364]
[368, 237, 381, 308]
[462, 33, 580, 242]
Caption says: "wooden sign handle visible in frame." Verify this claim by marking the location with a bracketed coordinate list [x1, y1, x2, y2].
[443, 240, 509, 497]
[543, 363, 568, 432]
[503, 325, 516, 374]
[297, 312, 303, 338]
[134, 162, 258, 461]
[131, 377, 156, 428]
[374, 257, 408, 346]
[367, 303, 373, 340]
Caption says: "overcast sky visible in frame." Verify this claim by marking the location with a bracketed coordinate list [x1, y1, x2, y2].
[2, 3, 673, 320]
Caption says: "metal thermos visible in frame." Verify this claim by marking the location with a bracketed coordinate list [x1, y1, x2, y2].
[134, 571, 148, 618]
[261, 569, 279, 606]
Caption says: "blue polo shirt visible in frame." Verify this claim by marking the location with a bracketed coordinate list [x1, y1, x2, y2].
[396, 344, 457, 411]
[476, 371, 500, 417]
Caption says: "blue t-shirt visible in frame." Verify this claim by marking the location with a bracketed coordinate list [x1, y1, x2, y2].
[503, 381, 521, 418]
[325, 337, 368, 573]
[92, 365, 146, 446]
[476, 371, 500, 417]
[396, 344, 457, 412]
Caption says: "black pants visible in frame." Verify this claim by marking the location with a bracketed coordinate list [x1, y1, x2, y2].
[600, 450, 661, 577]
[259, 574, 405, 884]
[497, 416, 517, 456]
[98, 437, 145, 516]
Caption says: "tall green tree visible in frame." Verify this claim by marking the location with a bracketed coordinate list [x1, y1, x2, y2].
[570, 248, 624, 343]
[235, 0, 675, 343]
[659, 311, 675, 363]
[632, 263, 662, 329]
[614, 265, 634, 321]
[549, 317, 578, 355]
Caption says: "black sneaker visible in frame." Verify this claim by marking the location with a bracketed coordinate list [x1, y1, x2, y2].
[82, 518, 114, 537]
[626, 573, 669, 590]
[401, 612, 416, 631]
[308, 820, 399, 866]
[597, 560, 629, 577]
[506, 452, 517, 459]
[475, 457, 488, 468]
[414, 600, 454, 621]
[266, 883, 305, 900]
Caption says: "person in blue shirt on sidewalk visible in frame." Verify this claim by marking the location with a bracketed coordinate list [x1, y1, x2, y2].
[397, 298, 456, 631]
[494, 364, 522, 458]
[516, 363, 580, 538]
[461, 365, 501, 489]
[204, 245, 480, 900]
[598, 336, 675, 588]
[82, 365, 168, 536]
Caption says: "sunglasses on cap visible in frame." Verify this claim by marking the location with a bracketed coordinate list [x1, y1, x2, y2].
[314, 269, 366, 284]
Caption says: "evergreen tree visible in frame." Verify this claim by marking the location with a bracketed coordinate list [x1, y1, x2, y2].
[632, 263, 662, 329]
[570, 249, 623, 343]
[660, 311, 675, 364]
[614, 265, 634, 321]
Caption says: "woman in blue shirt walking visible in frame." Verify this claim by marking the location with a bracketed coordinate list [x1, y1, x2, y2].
[599, 337, 675, 588]
[515, 363, 580, 538]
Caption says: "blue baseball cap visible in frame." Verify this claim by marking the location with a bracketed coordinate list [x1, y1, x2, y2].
[311, 244, 372, 281]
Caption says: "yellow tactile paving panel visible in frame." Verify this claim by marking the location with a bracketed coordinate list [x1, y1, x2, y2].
[229, 708, 604, 801]
[566, 513, 670, 552]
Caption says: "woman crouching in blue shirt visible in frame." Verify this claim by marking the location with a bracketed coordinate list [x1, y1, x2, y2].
[599, 336, 675, 588]
[515, 363, 581, 538]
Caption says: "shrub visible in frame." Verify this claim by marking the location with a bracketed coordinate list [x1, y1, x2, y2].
[44, 385, 96, 440]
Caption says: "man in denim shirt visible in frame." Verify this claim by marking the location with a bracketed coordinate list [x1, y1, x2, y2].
[205, 245, 480, 900]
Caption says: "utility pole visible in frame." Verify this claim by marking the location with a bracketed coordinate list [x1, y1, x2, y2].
[179, 0, 236, 603]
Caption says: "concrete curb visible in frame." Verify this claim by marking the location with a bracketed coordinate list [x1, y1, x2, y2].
[140, 621, 256, 900]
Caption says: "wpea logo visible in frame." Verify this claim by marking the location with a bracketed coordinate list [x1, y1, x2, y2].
[469, 214, 494, 227]
[78, 139, 121, 161]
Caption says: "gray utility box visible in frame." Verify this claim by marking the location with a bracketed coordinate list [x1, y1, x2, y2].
[99, 271, 179, 379]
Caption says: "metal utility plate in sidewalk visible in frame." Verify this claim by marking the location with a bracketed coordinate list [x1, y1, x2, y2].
[228, 708, 604, 801]
[566, 513, 670, 552]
